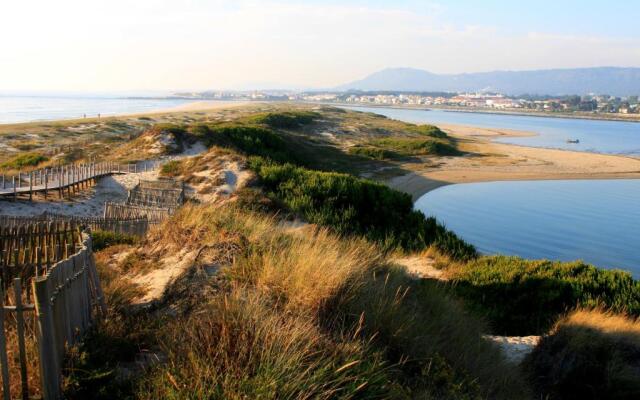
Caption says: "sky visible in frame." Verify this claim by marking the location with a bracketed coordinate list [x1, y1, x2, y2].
[1, 0, 639, 92]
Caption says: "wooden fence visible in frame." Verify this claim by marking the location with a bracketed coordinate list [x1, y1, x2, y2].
[104, 202, 173, 224]
[0, 221, 83, 292]
[38, 214, 149, 238]
[0, 227, 105, 399]
[126, 177, 185, 209]
[0, 214, 149, 239]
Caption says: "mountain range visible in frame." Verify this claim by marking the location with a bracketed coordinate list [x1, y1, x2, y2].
[336, 67, 640, 96]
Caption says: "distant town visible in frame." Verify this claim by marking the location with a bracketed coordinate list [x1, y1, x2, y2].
[172, 90, 640, 116]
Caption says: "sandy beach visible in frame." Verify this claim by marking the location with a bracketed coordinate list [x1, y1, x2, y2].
[388, 123, 640, 200]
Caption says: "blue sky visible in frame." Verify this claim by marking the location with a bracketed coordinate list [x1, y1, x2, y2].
[0, 0, 638, 91]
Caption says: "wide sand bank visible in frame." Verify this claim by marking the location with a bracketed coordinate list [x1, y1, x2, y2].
[388, 123, 640, 200]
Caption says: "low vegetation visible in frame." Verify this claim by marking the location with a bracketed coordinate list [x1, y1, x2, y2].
[523, 309, 640, 399]
[370, 137, 461, 157]
[91, 231, 139, 252]
[250, 158, 477, 260]
[0, 152, 49, 169]
[67, 205, 526, 399]
[449, 256, 640, 335]
[410, 124, 449, 138]
[347, 146, 396, 160]
[252, 111, 320, 129]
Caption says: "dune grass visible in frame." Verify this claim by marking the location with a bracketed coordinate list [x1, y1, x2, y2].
[65, 205, 527, 399]
[0, 152, 49, 170]
[91, 231, 138, 252]
[523, 309, 640, 399]
[251, 111, 320, 129]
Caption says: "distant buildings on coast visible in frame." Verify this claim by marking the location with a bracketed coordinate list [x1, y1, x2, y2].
[172, 90, 640, 115]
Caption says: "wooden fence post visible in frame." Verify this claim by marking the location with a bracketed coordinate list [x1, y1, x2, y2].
[0, 280, 11, 400]
[33, 277, 61, 400]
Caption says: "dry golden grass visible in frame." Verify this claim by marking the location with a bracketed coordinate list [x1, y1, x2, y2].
[524, 309, 640, 399]
[121, 204, 528, 399]
[558, 309, 640, 343]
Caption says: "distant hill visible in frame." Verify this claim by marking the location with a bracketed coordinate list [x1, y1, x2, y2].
[337, 67, 640, 96]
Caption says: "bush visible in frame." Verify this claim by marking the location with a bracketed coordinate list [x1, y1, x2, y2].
[348, 146, 397, 160]
[371, 138, 460, 156]
[411, 124, 448, 138]
[252, 111, 320, 129]
[0, 153, 49, 169]
[523, 310, 640, 399]
[199, 125, 299, 165]
[92, 231, 138, 251]
[250, 158, 476, 260]
[451, 256, 640, 335]
[159, 160, 183, 177]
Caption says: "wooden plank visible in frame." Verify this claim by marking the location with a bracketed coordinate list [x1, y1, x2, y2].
[13, 278, 29, 400]
[0, 280, 11, 400]
[33, 276, 61, 400]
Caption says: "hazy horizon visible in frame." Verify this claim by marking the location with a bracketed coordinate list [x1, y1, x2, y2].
[2, 0, 639, 92]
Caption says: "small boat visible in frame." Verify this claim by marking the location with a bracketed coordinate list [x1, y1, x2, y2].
[566, 139, 580, 144]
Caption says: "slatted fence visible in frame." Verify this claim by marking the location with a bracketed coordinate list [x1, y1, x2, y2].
[0, 214, 149, 238]
[126, 177, 185, 208]
[0, 222, 104, 399]
[103, 202, 173, 223]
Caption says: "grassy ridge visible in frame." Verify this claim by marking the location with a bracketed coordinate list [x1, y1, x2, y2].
[251, 159, 477, 260]
[450, 256, 640, 335]
[185, 120, 475, 260]
[71, 205, 524, 399]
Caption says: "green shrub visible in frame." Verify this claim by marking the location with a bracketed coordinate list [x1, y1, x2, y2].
[371, 138, 460, 156]
[411, 124, 448, 138]
[0, 153, 49, 169]
[250, 158, 476, 260]
[451, 256, 640, 335]
[199, 125, 300, 165]
[252, 111, 320, 129]
[153, 123, 186, 136]
[523, 310, 640, 399]
[92, 231, 138, 252]
[160, 160, 183, 177]
[348, 146, 397, 160]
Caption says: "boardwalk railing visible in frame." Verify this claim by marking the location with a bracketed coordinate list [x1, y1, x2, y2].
[0, 224, 105, 399]
[0, 160, 161, 201]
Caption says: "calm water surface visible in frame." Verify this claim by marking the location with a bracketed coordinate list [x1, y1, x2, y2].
[340, 105, 640, 155]
[415, 180, 640, 277]
[0, 96, 200, 124]
[338, 105, 640, 275]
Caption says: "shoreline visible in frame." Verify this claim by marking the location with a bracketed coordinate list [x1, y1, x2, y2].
[329, 102, 640, 123]
[386, 123, 640, 201]
[0, 100, 253, 127]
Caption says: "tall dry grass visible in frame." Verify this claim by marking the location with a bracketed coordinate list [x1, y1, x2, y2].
[132, 204, 528, 398]
[524, 309, 640, 399]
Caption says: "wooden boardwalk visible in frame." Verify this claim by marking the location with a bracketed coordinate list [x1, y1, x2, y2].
[0, 161, 157, 201]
